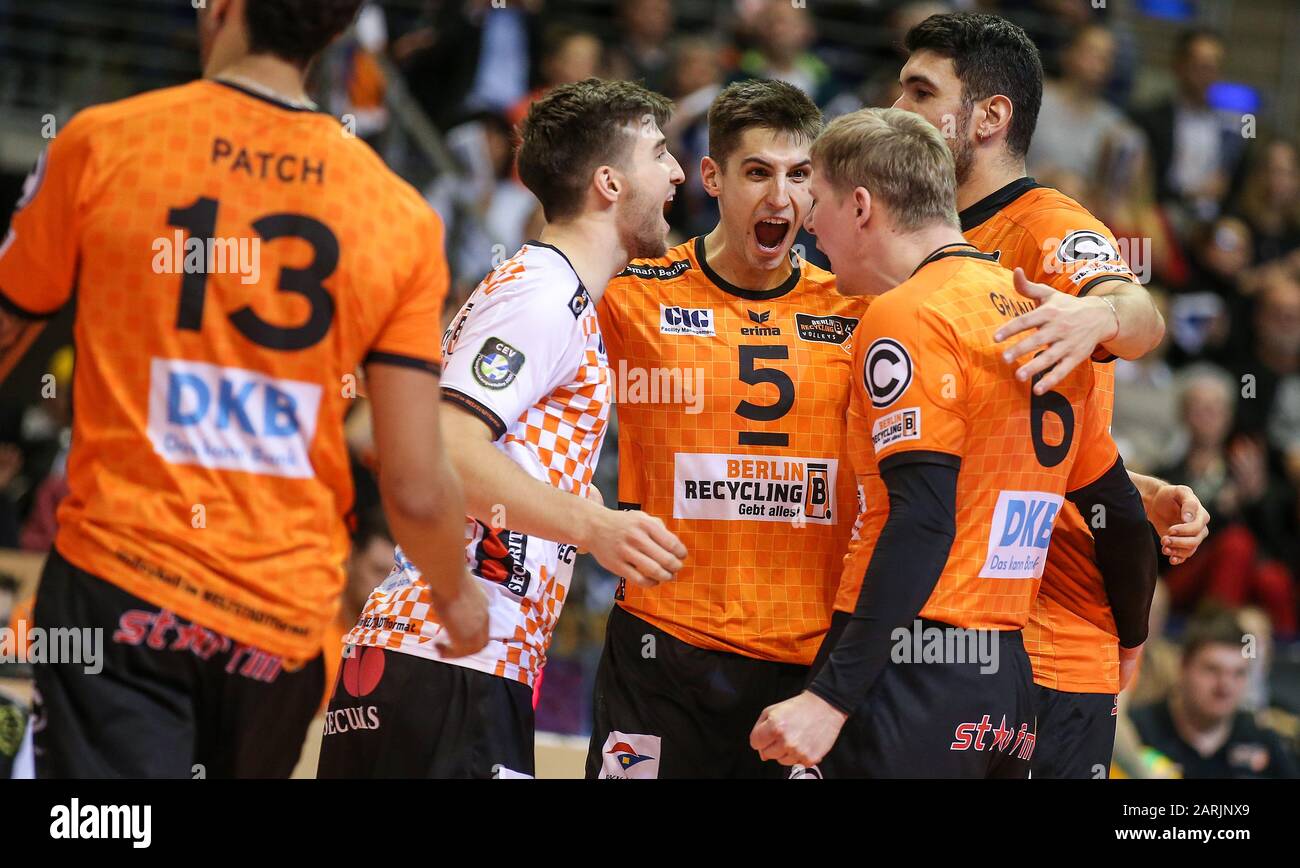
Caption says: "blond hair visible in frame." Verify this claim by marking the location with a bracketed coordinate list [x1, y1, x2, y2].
[811, 107, 959, 231]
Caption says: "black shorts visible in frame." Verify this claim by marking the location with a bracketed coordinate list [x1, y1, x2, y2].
[32, 547, 324, 779]
[316, 646, 535, 779]
[818, 621, 1037, 779]
[1030, 685, 1117, 779]
[586, 605, 809, 779]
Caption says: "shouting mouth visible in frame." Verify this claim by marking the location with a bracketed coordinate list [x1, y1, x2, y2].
[754, 217, 791, 254]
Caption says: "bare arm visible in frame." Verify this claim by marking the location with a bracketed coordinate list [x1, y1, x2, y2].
[367, 362, 487, 656]
[442, 401, 687, 588]
[1090, 280, 1166, 360]
[1128, 470, 1210, 566]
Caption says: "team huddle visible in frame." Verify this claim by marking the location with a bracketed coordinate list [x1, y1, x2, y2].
[0, 2, 1213, 778]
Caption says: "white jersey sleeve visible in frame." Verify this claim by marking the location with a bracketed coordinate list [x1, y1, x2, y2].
[439, 245, 591, 438]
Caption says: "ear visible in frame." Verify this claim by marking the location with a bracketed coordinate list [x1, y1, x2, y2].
[852, 186, 872, 230]
[210, 0, 236, 26]
[700, 155, 722, 200]
[593, 164, 622, 207]
[979, 94, 1014, 145]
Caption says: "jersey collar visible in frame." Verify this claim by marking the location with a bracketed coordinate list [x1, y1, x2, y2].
[958, 176, 1044, 233]
[910, 242, 1000, 278]
[693, 235, 801, 301]
[211, 78, 322, 113]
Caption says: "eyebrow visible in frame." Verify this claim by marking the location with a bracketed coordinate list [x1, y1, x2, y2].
[740, 156, 813, 171]
[901, 72, 940, 90]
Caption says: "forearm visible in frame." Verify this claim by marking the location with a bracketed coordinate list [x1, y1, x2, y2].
[809, 461, 957, 713]
[380, 450, 472, 606]
[1069, 457, 1158, 648]
[1127, 470, 1164, 515]
[1090, 281, 1165, 360]
[453, 435, 603, 548]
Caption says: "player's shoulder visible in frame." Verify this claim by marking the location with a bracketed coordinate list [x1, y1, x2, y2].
[475, 242, 590, 321]
[56, 81, 210, 149]
[612, 237, 698, 287]
[1005, 184, 1119, 247]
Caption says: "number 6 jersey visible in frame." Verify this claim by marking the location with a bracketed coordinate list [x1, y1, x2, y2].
[347, 242, 611, 687]
[0, 80, 448, 661]
[599, 236, 866, 665]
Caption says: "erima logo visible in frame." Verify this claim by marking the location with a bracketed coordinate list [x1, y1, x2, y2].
[864, 338, 913, 408]
[1056, 230, 1118, 263]
[742, 309, 780, 336]
[660, 305, 715, 336]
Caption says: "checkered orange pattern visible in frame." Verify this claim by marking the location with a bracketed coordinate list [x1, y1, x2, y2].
[347, 250, 610, 687]
[966, 185, 1135, 692]
[600, 238, 869, 665]
[834, 253, 1113, 631]
[0, 80, 448, 661]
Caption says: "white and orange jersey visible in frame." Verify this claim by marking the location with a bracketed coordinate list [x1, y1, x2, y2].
[346, 243, 610, 687]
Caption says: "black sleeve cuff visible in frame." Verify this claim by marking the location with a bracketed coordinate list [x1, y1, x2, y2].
[0, 286, 61, 320]
[363, 350, 442, 376]
[441, 387, 507, 440]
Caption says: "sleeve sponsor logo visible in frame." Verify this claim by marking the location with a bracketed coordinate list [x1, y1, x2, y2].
[660, 304, 715, 336]
[1067, 259, 1132, 285]
[795, 313, 859, 348]
[568, 285, 590, 318]
[471, 336, 526, 390]
[864, 338, 913, 409]
[472, 523, 532, 596]
[1055, 230, 1120, 263]
[980, 490, 1064, 579]
[146, 357, 322, 479]
[599, 731, 661, 779]
[619, 259, 692, 280]
[871, 407, 920, 453]
[15, 147, 48, 212]
[673, 452, 837, 524]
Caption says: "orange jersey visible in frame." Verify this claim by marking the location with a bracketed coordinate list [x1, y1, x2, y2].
[834, 246, 1117, 631]
[962, 179, 1137, 691]
[0, 80, 448, 661]
[599, 237, 867, 664]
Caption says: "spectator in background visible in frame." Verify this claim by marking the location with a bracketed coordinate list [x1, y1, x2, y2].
[608, 0, 675, 94]
[396, 0, 542, 132]
[505, 26, 602, 131]
[1133, 28, 1248, 225]
[1113, 287, 1179, 473]
[1233, 139, 1300, 265]
[734, 0, 836, 107]
[1156, 365, 1297, 635]
[0, 572, 16, 632]
[1224, 270, 1300, 440]
[663, 36, 724, 238]
[1130, 607, 1297, 778]
[1028, 23, 1142, 196]
[1164, 215, 1250, 367]
[18, 346, 73, 553]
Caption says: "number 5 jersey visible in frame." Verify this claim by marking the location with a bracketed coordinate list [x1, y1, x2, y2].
[598, 236, 866, 666]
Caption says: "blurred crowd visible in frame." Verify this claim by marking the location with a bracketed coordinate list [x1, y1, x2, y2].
[1, 0, 1298, 776]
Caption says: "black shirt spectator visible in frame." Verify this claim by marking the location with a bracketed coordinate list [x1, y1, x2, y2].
[1131, 701, 1297, 779]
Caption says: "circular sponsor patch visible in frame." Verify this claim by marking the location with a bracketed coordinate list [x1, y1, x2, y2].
[864, 338, 913, 408]
[476, 352, 512, 385]
[1056, 230, 1118, 262]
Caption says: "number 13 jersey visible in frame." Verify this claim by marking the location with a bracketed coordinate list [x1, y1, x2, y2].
[0, 80, 448, 661]
[598, 236, 866, 665]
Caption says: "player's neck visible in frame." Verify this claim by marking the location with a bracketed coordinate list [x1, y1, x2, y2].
[207, 54, 312, 108]
[536, 219, 628, 303]
[870, 223, 970, 294]
[699, 224, 793, 292]
[956, 154, 1028, 213]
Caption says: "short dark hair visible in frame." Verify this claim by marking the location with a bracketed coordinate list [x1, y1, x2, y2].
[245, 0, 364, 67]
[707, 79, 823, 169]
[1175, 27, 1223, 62]
[1182, 606, 1248, 664]
[904, 12, 1043, 159]
[0, 572, 18, 596]
[517, 79, 673, 222]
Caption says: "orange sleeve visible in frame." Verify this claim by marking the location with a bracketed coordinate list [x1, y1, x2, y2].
[0, 114, 95, 317]
[1066, 377, 1120, 493]
[366, 208, 448, 372]
[1019, 209, 1137, 299]
[860, 294, 966, 467]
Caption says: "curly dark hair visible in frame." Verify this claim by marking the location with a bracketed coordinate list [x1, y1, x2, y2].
[245, 0, 364, 67]
[904, 12, 1044, 159]
[517, 79, 673, 222]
